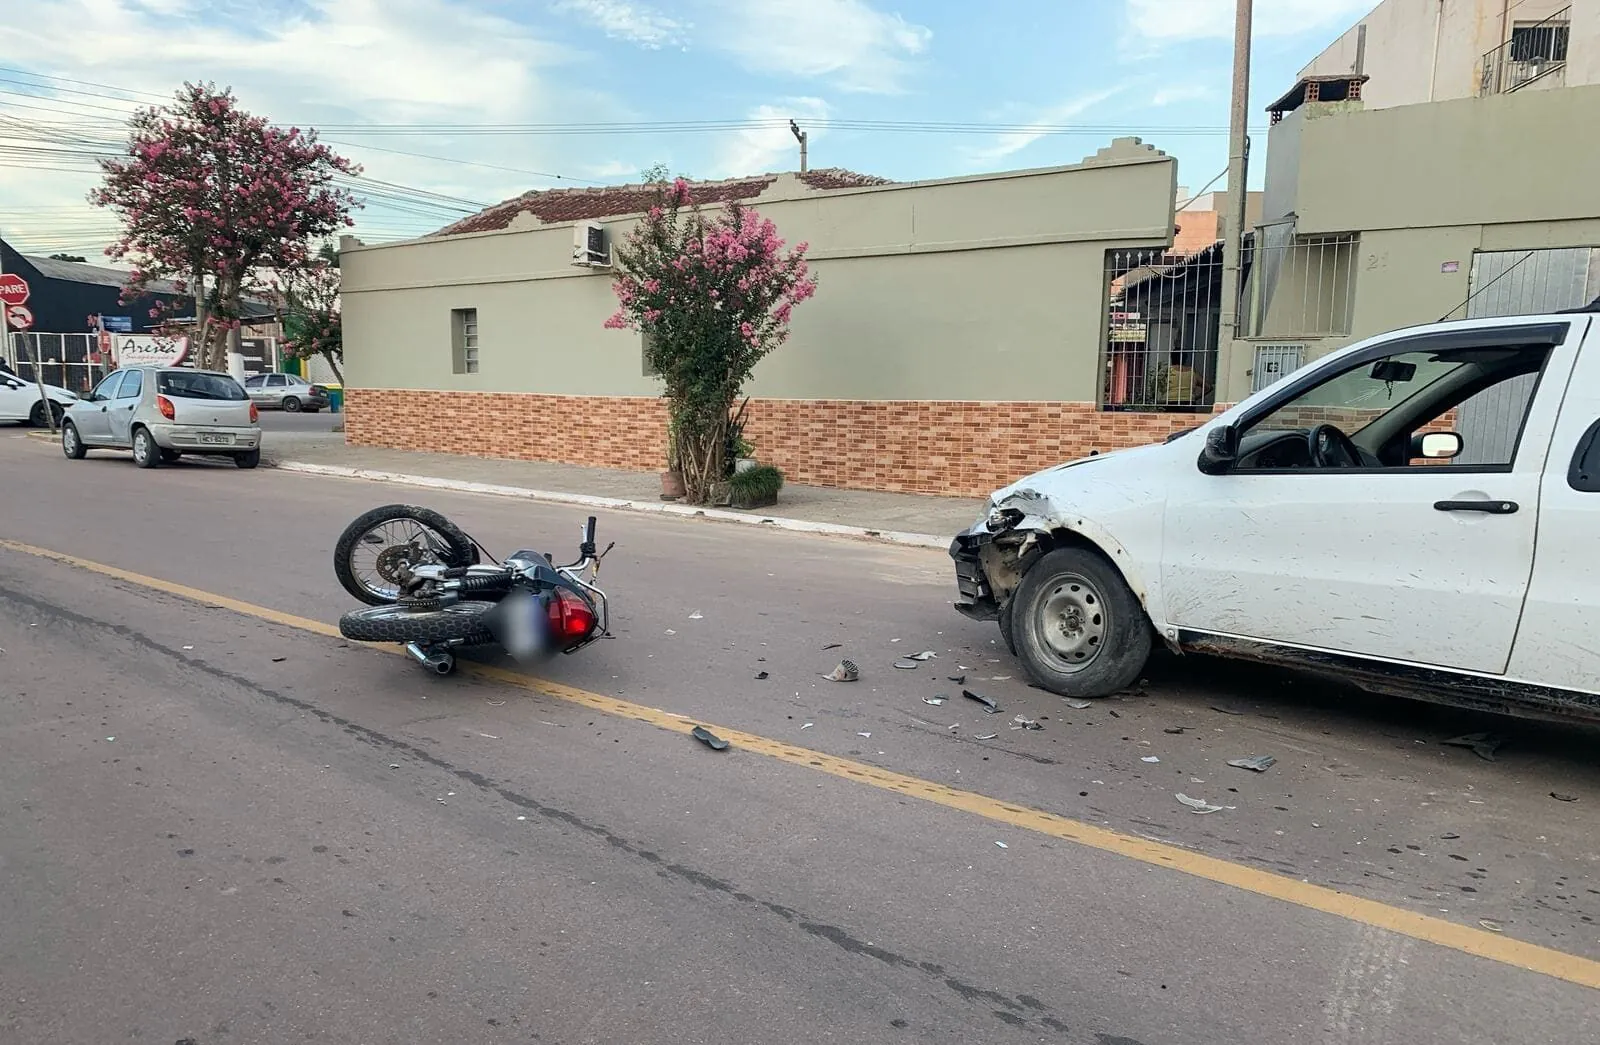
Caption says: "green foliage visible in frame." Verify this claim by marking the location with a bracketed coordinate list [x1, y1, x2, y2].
[729, 464, 784, 502]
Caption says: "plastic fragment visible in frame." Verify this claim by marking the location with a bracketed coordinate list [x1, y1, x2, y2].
[894, 659, 919, 669]
[801, 723, 813, 729]
[1550, 791, 1578, 802]
[857, 732, 872, 738]
[516, 815, 527, 821]
[1141, 756, 1160, 763]
[974, 733, 998, 741]
[1164, 727, 1186, 735]
[1479, 919, 1504, 933]
[691, 726, 730, 751]
[1227, 755, 1277, 772]
[1011, 715, 1042, 731]
[755, 671, 769, 680]
[822, 642, 842, 650]
[991, 675, 1012, 681]
[1064, 699, 1092, 710]
[923, 696, 947, 706]
[688, 611, 703, 619]
[1441, 732, 1503, 762]
[105, 736, 115, 742]
[1175, 793, 1232, 815]
[182, 645, 195, 651]
[947, 674, 967, 684]
[908, 650, 937, 661]
[962, 689, 1002, 713]
[389, 763, 400, 769]
[994, 841, 1008, 849]
[1210, 705, 1245, 716]
[823, 660, 860, 682]
[665, 629, 676, 635]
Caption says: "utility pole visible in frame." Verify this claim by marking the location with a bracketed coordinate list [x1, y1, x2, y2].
[789, 119, 808, 174]
[1216, 0, 1253, 404]
[0, 226, 59, 432]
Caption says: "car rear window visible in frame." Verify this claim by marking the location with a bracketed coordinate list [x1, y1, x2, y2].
[157, 372, 247, 401]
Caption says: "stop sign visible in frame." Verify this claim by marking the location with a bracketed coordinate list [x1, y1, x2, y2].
[0, 273, 28, 306]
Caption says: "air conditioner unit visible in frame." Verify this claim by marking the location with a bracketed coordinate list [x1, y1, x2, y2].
[572, 221, 610, 267]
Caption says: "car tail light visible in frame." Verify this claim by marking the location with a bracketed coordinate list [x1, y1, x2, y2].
[546, 588, 597, 646]
[249, 402, 259, 423]
[156, 395, 175, 420]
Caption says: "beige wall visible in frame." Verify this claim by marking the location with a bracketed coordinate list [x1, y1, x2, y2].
[342, 139, 1178, 403]
[1301, 0, 1587, 108]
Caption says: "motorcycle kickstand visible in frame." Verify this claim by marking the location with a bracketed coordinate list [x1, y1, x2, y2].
[405, 642, 456, 676]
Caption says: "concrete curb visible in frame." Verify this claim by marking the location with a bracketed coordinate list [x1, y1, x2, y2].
[268, 459, 952, 550]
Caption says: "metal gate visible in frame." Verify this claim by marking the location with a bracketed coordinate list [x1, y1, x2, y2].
[3, 333, 107, 395]
[1458, 247, 1600, 464]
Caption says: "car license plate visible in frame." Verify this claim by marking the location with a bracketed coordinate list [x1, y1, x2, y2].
[198, 433, 232, 445]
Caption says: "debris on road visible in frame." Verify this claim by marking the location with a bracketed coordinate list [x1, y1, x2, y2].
[1550, 791, 1578, 802]
[1227, 755, 1277, 773]
[1176, 793, 1232, 815]
[1441, 832, 1461, 840]
[923, 696, 947, 706]
[908, 651, 937, 661]
[822, 642, 842, 650]
[665, 629, 676, 635]
[962, 689, 1002, 714]
[1064, 700, 1092, 710]
[1141, 756, 1160, 763]
[271, 656, 286, 663]
[1011, 715, 1042, 731]
[858, 732, 872, 738]
[994, 841, 1008, 849]
[389, 763, 400, 769]
[485, 699, 506, 706]
[688, 610, 704, 619]
[516, 815, 527, 821]
[974, 733, 998, 740]
[948, 674, 967, 684]
[182, 645, 195, 651]
[991, 675, 1012, 681]
[823, 660, 860, 682]
[801, 723, 813, 729]
[1210, 705, 1246, 716]
[894, 659, 920, 669]
[755, 671, 769, 680]
[1164, 727, 1186, 735]
[104, 737, 115, 742]
[1441, 732, 1504, 762]
[1479, 919, 1504, 933]
[691, 726, 730, 751]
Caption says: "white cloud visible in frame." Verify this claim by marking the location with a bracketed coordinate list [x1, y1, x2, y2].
[1125, 0, 1377, 41]
[703, 0, 932, 94]
[2, 0, 632, 252]
[553, 0, 690, 49]
[708, 98, 829, 178]
[963, 89, 1121, 168]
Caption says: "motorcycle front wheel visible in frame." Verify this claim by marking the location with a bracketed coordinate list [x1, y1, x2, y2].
[333, 504, 481, 606]
[338, 600, 498, 645]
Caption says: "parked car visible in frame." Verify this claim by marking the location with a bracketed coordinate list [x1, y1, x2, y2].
[951, 309, 1600, 722]
[0, 369, 79, 427]
[61, 366, 261, 469]
[244, 372, 329, 412]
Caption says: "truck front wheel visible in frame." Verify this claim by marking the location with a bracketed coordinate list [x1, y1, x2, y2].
[1011, 547, 1151, 699]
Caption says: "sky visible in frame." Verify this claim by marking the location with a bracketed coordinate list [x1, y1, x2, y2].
[0, 0, 1379, 259]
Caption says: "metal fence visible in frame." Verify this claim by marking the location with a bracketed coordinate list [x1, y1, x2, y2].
[1241, 229, 1359, 339]
[1480, 6, 1569, 96]
[4, 333, 108, 395]
[1101, 245, 1225, 412]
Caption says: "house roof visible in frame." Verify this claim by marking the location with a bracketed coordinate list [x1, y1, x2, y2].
[434, 168, 892, 237]
[1265, 74, 1369, 115]
[21, 253, 278, 318]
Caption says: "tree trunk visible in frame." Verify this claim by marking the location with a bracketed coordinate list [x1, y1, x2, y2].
[322, 351, 344, 385]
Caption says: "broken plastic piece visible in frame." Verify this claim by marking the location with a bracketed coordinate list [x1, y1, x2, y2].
[923, 696, 947, 706]
[688, 611, 704, 619]
[691, 726, 730, 751]
[1210, 705, 1245, 716]
[1164, 727, 1186, 735]
[1550, 791, 1578, 802]
[1227, 755, 1277, 772]
[994, 841, 1008, 849]
[1479, 919, 1504, 933]
[908, 650, 937, 661]
[755, 671, 769, 680]
[894, 659, 919, 669]
[1441, 732, 1503, 762]
[1065, 699, 1092, 710]
[822, 642, 842, 650]
[991, 675, 1012, 681]
[1141, 756, 1160, 763]
[962, 689, 1001, 713]
[857, 732, 872, 738]
[1175, 793, 1231, 815]
[801, 722, 813, 729]
[823, 660, 860, 682]
[974, 733, 998, 740]
[1011, 715, 1042, 731]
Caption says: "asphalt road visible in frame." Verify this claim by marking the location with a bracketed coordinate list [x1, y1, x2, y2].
[1, 432, 1596, 1045]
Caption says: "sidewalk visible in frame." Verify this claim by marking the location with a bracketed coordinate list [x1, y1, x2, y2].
[260, 433, 985, 547]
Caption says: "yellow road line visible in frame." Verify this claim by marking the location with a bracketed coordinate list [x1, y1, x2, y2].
[4, 535, 1598, 992]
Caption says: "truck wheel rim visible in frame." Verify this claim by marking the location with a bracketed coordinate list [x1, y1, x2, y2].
[1038, 573, 1106, 671]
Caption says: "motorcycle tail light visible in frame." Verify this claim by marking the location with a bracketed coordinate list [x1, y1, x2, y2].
[156, 395, 176, 420]
[547, 588, 597, 645]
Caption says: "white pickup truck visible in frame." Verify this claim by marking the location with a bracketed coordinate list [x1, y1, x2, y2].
[951, 310, 1600, 721]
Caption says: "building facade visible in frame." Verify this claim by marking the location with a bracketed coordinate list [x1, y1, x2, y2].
[341, 141, 1208, 497]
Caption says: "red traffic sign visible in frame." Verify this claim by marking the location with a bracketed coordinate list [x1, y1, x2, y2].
[4, 303, 34, 331]
[0, 273, 29, 306]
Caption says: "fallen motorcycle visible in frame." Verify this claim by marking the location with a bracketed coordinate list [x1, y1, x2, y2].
[333, 504, 611, 675]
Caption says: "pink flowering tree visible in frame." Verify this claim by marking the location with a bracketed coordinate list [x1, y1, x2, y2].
[605, 179, 817, 503]
[277, 242, 345, 384]
[90, 82, 359, 371]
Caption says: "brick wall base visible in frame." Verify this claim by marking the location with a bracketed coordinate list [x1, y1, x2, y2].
[344, 389, 1212, 498]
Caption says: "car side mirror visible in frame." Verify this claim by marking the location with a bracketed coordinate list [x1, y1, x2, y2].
[1197, 424, 1240, 475]
[1413, 431, 1463, 460]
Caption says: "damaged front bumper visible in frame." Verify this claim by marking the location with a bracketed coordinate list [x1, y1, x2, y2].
[949, 518, 1001, 621]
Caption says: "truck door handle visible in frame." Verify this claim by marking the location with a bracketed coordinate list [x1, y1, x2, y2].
[1434, 499, 1518, 515]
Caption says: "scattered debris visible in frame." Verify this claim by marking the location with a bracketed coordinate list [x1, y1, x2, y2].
[755, 671, 769, 680]
[1176, 793, 1232, 815]
[271, 656, 286, 663]
[389, 763, 400, 769]
[1479, 919, 1504, 933]
[1164, 727, 1186, 735]
[801, 722, 813, 729]
[1064, 699, 1092, 710]
[823, 660, 860, 682]
[991, 675, 1012, 681]
[822, 642, 842, 651]
[691, 726, 730, 751]
[1011, 715, 1042, 731]
[894, 659, 920, 670]
[1440, 832, 1461, 840]
[665, 629, 676, 635]
[516, 815, 527, 821]
[994, 841, 1009, 849]
[1550, 791, 1578, 802]
[923, 696, 947, 706]
[908, 651, 937, 661]
[974, 733, 999, 741]
[1108, 709, 1121, 718]
[1210, 705, 1245, 716]
[1141, 756, 1160, 763]
[1441, 732, 1504, 762]
[890, 638, 901, 643]
[948, 675, 967, 684]
[485, 699, 506, 707]
[105, 737, 115, 742]
[182, 645, 195, 651]
[948, 724, 960, 732]
[688, 611, 704, 620]
[962, 689, 1002, 714]
[1227, 755, 1277, 773]
[857, 732, 872, 738]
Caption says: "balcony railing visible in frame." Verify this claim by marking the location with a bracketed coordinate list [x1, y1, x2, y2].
[1480, 7, 1570, 96]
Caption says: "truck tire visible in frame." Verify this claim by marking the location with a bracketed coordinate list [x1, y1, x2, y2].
[1010, 546, 1151, 699]
[334, 504, 480, 605]
[339, 601, 497, 645]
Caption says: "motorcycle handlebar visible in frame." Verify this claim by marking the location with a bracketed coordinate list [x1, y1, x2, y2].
[583, 516, 597, 545]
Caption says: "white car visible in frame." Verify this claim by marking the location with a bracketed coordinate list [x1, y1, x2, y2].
[951, 309, 1600, 721]
[0, 368, 79, 427]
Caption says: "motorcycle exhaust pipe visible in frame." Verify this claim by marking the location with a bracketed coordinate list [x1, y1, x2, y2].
[405, 642, 454, 675]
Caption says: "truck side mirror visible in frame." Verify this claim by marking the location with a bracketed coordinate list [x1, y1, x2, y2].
[1197, 424, 1240, 475]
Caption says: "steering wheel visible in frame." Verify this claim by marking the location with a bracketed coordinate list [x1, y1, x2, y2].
[1307, 423, 1362, 468]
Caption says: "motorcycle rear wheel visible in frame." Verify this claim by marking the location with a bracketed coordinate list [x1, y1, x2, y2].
[338, 600, 498, 645]
[334, 504, 481, 606]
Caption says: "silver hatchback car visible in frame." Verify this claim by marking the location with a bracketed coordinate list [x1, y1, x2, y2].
[61, 366, 262, 469]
